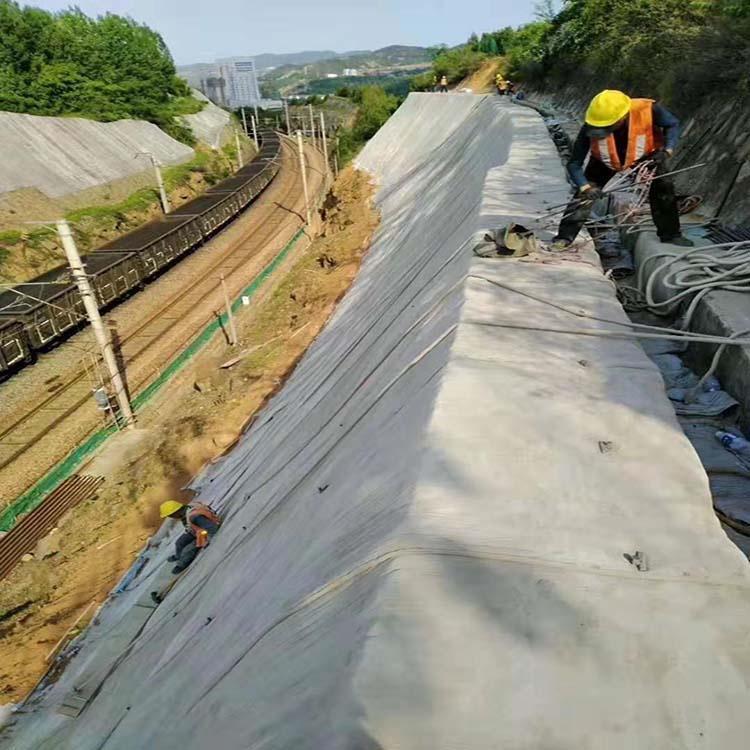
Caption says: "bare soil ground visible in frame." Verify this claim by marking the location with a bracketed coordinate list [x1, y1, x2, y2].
[0, 166, 377, 704]
[460, 58, 505, 93]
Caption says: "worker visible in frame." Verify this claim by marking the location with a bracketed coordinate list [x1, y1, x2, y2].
[496, 74, 508, 95]
[552, 90, 692, 249]
[439, 75, 448, 93]
[159, 500, 222, 574]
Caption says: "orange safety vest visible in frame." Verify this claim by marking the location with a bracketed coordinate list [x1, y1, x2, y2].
[589, 98, 664, 171]
[184, 503, 222, 549]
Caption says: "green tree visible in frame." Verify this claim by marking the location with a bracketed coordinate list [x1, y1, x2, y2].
[0, 1, 200, 142]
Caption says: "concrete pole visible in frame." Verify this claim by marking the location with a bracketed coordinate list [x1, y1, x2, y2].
[253, 103, 259, 123]
[308, 104, 315, 147]
[220, 273, 238, 346]
[251, 115, 259, 149]
[296, 130, 312, 227]
[241, 107, 248, 135]
[320, 112, 329, 172]
[56, 220, 134, 428]
[151, 156, 171, 214]
[284, 100, 291, 135]
[334, 152, 339, 178]
[234, 129, 244, 169]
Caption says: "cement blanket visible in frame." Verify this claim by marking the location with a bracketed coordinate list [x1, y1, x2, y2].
[0, 112, 194, 199]
[181, 90, 231, 149]
[7, 94, 750, 750]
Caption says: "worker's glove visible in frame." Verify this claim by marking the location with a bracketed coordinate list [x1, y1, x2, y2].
[167, 554, 178, 563]
[578, 185, 603, 204]
[650, 149, 670, 170]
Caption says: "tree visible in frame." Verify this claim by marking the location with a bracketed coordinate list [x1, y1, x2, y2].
[0, 1, 200, 142]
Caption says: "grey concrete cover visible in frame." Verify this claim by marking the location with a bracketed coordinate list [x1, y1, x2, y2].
[0, 111, 194, 198]
[181, 90, 232, 149]
[6, 94, 750, 749]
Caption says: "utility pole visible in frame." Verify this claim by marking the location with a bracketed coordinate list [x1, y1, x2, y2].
[56, 220, 134, 428]
[320, 112, 329, 172]
[308, 103, 316, 147]
[251, 114, 259, 149]
[234, 129, 244, 169]
[296, 131, 312, 227]
[241, 107, 248, 135]
[136, 152, 170, 214]
[253, 103, 259, 123]
[220, 273, 238, 346]
[284, 99, 291, 135]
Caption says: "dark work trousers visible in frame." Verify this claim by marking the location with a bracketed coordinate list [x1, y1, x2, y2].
[174, 531, 198, 572]
[555, 157, 681, 243]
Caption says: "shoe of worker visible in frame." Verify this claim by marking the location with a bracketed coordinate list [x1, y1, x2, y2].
[662, 235, 694, 247]
[550, 237, 572, 251]
[151, 591, 163, 605]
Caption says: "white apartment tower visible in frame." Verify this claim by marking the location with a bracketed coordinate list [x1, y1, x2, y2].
[217, 57, 262, 108]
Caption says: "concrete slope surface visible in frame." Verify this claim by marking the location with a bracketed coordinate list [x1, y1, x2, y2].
[0, 111, 194, 198]
[181, 90, 232, 149]
[8, 94, 750, 749]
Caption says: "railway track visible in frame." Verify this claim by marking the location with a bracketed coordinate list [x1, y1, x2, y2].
[0, 139, 325, 506]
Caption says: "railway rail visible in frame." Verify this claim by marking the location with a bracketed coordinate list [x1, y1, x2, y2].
[0, 137, 325, 509]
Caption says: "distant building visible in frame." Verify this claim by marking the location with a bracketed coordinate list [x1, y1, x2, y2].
[217, 57, 262, 108]
[178, 58, 281, 110]
[343, 68, 360, 77]
[326, 73, 339, 79]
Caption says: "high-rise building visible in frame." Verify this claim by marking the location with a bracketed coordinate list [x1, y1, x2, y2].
[217, 57, 262, 108]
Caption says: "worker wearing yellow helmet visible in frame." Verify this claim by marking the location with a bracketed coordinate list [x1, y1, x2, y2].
[552, 90, 692, 249]
[159, 500, 222, 575]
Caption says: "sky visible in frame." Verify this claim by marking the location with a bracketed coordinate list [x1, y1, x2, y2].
[29, 0, 539, 65]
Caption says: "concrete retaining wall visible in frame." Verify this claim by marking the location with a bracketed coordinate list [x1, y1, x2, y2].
[0, 112, 194, 199]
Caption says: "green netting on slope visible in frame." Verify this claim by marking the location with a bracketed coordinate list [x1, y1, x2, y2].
[0, 228, 306, 533]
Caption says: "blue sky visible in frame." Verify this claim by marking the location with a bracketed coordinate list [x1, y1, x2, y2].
[30, 0, 539, 65]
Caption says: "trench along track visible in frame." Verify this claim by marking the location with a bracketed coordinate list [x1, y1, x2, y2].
[0, 139, 324, 505]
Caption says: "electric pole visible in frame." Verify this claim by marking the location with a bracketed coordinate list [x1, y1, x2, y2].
[241, 107, 248, 135]
[136, 152, 170, 214]
[320, 111, 329, 173]
[284, 99, 291, 135]
[56, 220, 134, 428]
[251, 115, 259, 149]
[308, 103, 316, 148]
[234, 129, 244, 168]
[296, 131, 312, 226]
[220, 273, 238, 346]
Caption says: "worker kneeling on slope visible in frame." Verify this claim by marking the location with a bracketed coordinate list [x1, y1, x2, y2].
[159, 500, 222, 574]
[552, 90, 692, 249]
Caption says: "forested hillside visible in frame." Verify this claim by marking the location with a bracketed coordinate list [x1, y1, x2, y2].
[0, 1, 201, 142]
[418, 0, 750, 114]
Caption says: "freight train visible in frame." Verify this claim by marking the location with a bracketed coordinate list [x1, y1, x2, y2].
[0, 130, 282, 379]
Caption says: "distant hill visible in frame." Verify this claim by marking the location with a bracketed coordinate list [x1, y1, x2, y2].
[253, 50, 339, 70]
[259, 46, 433, 97]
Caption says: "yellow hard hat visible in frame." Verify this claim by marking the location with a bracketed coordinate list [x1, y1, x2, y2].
[585, 90, 631, 128]
[160, 500, 185, 518]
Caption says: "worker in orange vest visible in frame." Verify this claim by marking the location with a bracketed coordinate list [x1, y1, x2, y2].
[439, 75, 448, 93]
[159, 500, 222, 574]
[552, 90, 692, 249]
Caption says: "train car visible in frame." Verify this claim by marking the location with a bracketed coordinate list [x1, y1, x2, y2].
[0, 319, 33, 377]
[0, 129, 283, 371]
[93, 216, 202, 281]
[85, 251, 142, 307]
[0, 280, 84, 349]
